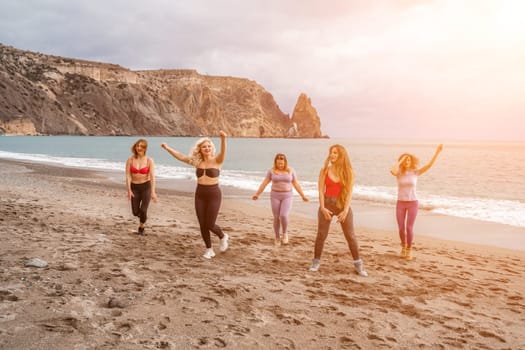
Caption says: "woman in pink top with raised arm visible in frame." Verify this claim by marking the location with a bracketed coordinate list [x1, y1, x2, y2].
[391, 144, 443, 260]
[252, 153, 308, 246]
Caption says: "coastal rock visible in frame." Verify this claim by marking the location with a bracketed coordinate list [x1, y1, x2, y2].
[290, 93, 325, 138]
[0, 44, 326, 138]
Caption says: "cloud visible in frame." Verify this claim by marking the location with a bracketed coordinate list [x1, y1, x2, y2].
[1, 0, 524, 140]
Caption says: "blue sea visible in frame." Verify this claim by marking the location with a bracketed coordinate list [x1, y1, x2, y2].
[1, 136, 524, 228]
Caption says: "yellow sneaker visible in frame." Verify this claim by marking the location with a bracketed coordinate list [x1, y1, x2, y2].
[400, 244, 407, 258]
[405, 247, 413, 261]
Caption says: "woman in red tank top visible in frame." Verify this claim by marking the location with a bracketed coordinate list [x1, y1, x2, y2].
[126, 139, 158, 236]
[309, 144, 368, 276]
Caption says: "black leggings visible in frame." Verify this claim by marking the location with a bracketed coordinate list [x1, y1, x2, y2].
[313, 196, 360, 260]
[130, 181, 151, 224]
[195, 184, 224, 248]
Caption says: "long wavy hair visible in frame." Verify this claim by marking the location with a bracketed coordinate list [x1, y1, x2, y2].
[398, 153, 419, 173]
[321, 144, 354, 209]
[272, 153, 291, 173]
[131, 139, 148, 158]
[188, 137, 216, 166]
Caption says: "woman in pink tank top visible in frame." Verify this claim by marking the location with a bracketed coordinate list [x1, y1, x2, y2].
[391, 144, 443, 260]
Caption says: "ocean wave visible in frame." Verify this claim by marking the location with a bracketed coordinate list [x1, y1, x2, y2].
[2, 150, 524, 228]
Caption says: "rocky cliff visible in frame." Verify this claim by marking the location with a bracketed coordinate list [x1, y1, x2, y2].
[0, 44, 325, 137]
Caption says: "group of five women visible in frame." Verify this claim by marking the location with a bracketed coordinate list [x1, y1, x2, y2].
[125, 132, 443, 276]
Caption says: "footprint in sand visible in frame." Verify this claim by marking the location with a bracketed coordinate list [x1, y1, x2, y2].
[200, 296, 219, 308]
[197, 337, 227, 348]
[226, 323, 250, 336]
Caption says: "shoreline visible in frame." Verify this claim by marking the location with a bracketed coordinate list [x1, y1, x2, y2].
[5, 157, 524, 252]
[1, 157, 525, 349]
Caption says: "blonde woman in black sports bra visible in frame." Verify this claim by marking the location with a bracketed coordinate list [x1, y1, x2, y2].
[161, 131, 229, 259]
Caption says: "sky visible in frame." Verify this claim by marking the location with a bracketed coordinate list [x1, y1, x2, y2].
[1, 0, 524, 141]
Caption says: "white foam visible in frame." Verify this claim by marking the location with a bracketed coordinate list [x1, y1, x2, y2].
[2, 150, 524, 228]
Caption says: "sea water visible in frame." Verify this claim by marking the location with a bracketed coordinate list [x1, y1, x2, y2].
[1, 136, 524, 228]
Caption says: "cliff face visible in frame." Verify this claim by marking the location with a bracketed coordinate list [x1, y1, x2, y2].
[0, 44, 325, 137]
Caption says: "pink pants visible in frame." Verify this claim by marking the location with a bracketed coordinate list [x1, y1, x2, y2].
[396, 200, 418, 248]
[270, 190, 293, 238]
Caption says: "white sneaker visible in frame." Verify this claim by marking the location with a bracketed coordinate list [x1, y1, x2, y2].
[203, 248, 216, 259]
[354, 259, 368, 277]
[219, 233, 229, 252]
[309, 259, 321, 272]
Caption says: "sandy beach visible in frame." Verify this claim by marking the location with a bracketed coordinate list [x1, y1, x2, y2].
[1, 158, 524, 350]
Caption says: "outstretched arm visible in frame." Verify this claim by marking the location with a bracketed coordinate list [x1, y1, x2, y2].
[417, 144, 443, 175]
[292, 178, 309, 202]
[161, 143, 191, 164]
[215, 131, 227, 164]
[252, 177, 271, 200]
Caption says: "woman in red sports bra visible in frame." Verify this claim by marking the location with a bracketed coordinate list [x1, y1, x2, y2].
[309, 144, 368, 276]
[161, 131, 229, 259]
[126, 139, 158, 236]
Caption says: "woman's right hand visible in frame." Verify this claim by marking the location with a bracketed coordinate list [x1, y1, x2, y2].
[320, 207, 332, 221]
[161, 143, 168, 150]
[252, 194, 259, 200]
[127, 190, 134, 200]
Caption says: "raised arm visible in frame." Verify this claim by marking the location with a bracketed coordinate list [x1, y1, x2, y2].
[161, 143, 191, 164]
[215, 131, 227, 164]
[417, 144, 443, 175]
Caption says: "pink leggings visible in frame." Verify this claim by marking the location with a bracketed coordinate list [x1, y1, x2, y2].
[396, 200, 418, 247]
[270, 191, 293, 238]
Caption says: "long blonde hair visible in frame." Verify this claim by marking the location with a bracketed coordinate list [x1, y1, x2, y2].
[188, 137, 216, 166]
[322, 144, 354, 209]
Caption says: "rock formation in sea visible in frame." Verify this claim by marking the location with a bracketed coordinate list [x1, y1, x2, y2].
[0, 44, 326, 137]
[290, 93, 325, 138]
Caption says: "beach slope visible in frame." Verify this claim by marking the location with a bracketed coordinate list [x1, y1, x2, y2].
[1, 159, 524, 349]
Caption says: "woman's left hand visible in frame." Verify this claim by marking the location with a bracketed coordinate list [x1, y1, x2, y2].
[337, 209, 349, 223]
[302, 196, 309, 202]
[219, 130, 227, 138]
[152, 192, 158, 203]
